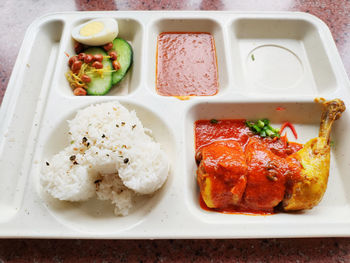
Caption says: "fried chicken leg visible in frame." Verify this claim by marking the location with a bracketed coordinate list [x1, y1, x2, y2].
[283, 99, 346, 211]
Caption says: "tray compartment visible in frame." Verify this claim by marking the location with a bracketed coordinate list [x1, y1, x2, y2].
[58, 18, 142, 97]
[34, 99, 176, 234]
[184, 100, 349, 223]
[147, 18, 229, 97]
[230, 18, 337, 96]
[0, 19, 64, 222]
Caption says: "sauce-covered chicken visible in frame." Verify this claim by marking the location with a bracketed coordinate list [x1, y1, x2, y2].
[196, 140, 248, 208]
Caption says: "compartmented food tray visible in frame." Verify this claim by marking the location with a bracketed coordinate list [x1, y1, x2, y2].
[1, 11, 350, 238]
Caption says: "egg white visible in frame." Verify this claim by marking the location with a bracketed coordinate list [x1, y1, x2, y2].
[72, 18, 118, 46]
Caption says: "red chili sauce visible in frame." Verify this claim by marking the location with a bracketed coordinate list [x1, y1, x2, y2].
[195, 120, 303, 215]
[156, 32, 218, 96]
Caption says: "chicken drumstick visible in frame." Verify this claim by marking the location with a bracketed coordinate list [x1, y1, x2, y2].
[283, 99, 346, 211]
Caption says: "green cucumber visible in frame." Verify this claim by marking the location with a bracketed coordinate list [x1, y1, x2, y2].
[84, 47, 113, 95]
[111, 38, 133, 85]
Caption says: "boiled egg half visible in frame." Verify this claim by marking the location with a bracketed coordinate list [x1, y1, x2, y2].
[72, 18, 118, 46]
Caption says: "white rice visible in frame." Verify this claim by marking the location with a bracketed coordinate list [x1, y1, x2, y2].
[96, 173, 136, 216]
[41, 101, 169, 216]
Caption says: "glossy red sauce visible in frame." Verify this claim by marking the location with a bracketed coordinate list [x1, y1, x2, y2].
[194, 119, 303, 215]
[156, 32, 218, 96]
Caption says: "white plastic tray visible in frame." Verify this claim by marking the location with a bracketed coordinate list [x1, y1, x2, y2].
[1, 11, 350, 239]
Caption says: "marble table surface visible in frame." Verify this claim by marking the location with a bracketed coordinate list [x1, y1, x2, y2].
[0, 0, 349, 262]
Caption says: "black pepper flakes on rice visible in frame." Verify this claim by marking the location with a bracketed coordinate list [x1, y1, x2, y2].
[82, 137, 88, 143]
[73, 161, 79, 165]
[121, 122, 125, 126]
[46, 162, 50, 166]
[132, 124, 136, 130]
[69, 155, 76, 161]
[116, 124, 119, 128]
[124, 158, 129, 164]
[102, 134, 106, 138]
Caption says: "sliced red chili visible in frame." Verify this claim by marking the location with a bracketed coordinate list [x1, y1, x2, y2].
[280, 122, 298, 139]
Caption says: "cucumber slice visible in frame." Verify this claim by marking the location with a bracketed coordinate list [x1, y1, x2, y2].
[111, 38, 133, 85]
[85, 47, 113, 95]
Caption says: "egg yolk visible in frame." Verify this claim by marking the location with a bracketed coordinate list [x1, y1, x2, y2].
[80, 21, 104, 37]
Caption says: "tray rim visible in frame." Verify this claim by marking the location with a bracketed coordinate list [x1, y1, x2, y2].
[1, 11, 350, 239]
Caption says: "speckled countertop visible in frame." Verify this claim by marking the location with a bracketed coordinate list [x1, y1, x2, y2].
[0, 0, 349, 262]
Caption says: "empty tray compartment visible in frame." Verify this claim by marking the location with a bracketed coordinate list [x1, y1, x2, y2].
[230, 17, 337, 96]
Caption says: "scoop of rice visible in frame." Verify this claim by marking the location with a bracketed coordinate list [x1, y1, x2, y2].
[41, 147, 96, 201]
[96, 173, 136, 216]
[41, 101, 169, 215]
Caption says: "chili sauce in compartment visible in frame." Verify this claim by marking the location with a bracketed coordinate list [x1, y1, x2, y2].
[156, 32, 218, 96]
[194, 119, 303, 215]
